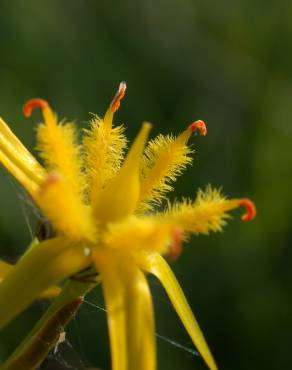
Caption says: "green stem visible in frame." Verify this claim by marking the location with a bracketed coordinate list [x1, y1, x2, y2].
[0, 272, 99, 370]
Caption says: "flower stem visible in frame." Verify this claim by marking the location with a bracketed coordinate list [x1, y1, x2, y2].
[0, 271, 99, 370]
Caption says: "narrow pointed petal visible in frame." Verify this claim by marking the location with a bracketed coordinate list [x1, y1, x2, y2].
[141, 253, 217, 370]
[0, 117, 45, 183]
[35, 172, 96, 241]
[94, 123, 152, 223]
[123, 258, 156, 370]
[93, 250, 156, 370]
[102, 215, 176, 256]
[0, 260, 61, 298]
[0, 260, 12, 282]
[93, 250, 128, 370]
[0, 150, 39, 195]
[0, 117, 45, 194]
[0, 237, 92, 330]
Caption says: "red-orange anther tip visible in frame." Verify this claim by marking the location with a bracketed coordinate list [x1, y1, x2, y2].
[168, 228, 183, 262]
[188, 120, 207, 136]
[23, 98, 49, 118]
[111, 81, 127, 112]
[239, 198, 256, 222]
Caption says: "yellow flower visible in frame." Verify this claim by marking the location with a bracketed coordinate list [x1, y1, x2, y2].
[0, 82, 256, 370]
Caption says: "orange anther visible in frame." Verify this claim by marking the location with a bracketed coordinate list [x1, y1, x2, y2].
[238, 198, 256, 221]
[188, 120, 207, 136]
[110, 81, 127, 112]
[168, 228, 183, 261]
[23, 98, 49, 117]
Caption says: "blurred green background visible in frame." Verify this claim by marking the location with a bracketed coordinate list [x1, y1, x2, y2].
[0, 1, 292, 369]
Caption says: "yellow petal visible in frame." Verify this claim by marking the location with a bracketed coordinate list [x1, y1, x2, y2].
[122, 256, 156, 370]
[0, 117, 45, 194]
[0, 260, 61, 298]
[35, 172, 97, 242]
[93, 249, 128, 370]
[102, 216, 175, 256]
[93, 250, 156, 370]
[140, 253, 218, 370]
[0, 150, 39, 195]
[0, 260, 12, 282]
[0, 117, 45, 183]
[94, 122, 151, 223]
[0, 237, 92, 330]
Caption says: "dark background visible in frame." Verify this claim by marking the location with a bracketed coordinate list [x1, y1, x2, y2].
[0, 1, 292, 369]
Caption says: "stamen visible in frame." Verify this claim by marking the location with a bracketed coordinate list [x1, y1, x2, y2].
[238, 198, 256, 221]
[188, 120, 207, 136]
[110, 81, 127, 112]
[23, 98, 49, 117]
[23, 98, 57, 129]
[168, 228, 183, 261]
